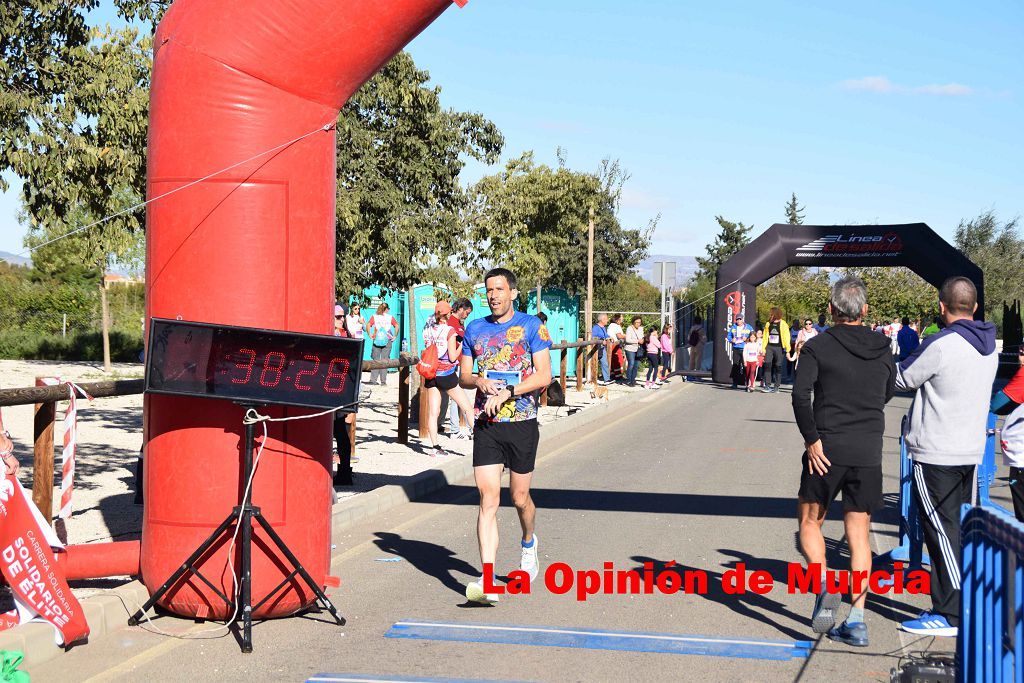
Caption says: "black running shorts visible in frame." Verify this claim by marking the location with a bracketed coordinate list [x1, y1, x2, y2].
[424, 372, 459, 391]
[473, 419, 540, 474]
[798, 453, 883, 513]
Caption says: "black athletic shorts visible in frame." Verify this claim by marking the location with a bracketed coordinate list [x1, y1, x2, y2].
[424, 371, 459, 391]
[798, 453, 883, 513]
[473, 419, 540, 474]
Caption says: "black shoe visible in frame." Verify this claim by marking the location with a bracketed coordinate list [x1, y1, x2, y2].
[827, 620, 868, 647]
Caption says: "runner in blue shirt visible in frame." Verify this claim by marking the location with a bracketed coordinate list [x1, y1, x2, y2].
[726, 314, 753, 388]
[460, 268, 552, 604]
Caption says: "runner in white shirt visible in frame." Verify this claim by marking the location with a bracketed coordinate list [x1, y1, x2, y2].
[346, 304, 365, 339]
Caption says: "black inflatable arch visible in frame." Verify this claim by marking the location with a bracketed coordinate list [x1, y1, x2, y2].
[710, 223, 984, 383]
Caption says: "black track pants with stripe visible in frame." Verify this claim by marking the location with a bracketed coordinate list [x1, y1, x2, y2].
[912, 461, 976, 626]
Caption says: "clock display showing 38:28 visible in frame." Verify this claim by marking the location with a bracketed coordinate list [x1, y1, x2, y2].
[223, 347, 350, 394]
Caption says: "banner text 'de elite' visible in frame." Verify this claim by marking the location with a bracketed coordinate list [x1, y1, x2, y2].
[0, 476, 89, 645]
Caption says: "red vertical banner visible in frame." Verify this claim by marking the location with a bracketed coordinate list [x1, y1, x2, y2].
[0, 475, 89, 645]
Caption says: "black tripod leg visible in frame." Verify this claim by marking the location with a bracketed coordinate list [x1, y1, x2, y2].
[253, 512, 346, 626]
[128, 513, 238, 626]
[240, 504, 254, 653]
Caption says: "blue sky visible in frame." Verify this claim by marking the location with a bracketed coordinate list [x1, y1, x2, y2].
[1, 0, 1020, 258]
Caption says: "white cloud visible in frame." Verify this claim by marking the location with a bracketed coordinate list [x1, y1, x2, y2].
[838, 76, 975, 96]
[913, 83, 974, 96]
[840, 76, 899, 93]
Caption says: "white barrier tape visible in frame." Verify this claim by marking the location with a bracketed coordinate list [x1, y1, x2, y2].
[40, 378, 93, 520]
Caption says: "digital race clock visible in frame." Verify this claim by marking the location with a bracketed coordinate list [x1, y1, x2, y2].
[145, 318, 364, 411]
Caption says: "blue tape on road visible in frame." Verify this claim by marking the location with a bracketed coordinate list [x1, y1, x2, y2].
[308, 676, 524, 683]
[385, 620, 812, 661]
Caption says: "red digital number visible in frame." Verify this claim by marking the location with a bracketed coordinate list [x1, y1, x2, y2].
[293, 354, 321, 391]
[259, 351, 287, 387]
[323, 357, 350, 393]
[231, 348, 257, 384]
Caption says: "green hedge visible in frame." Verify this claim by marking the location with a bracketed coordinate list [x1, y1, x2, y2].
[0, 329, 143, 362]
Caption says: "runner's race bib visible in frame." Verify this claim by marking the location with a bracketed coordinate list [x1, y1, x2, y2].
[484, 369, 523, 389]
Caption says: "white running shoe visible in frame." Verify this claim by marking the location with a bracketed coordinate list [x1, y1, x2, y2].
[520, 535, 540, 581]
[465, 580, 500, 604]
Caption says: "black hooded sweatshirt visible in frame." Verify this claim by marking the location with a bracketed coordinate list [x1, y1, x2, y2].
[791, 324, 896, 467]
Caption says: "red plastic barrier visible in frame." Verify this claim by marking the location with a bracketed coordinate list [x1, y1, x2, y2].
[57, 542, 141, 580]
[144, 0, 458, 619]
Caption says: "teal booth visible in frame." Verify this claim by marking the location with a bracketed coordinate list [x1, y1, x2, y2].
[356, 283, 580, 377]
[526, 287, 581, 377]
[352, 286, 405, 364]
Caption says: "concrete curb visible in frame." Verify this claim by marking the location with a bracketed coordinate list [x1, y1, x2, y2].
[0, 581, 151, 669]
[4, 380, 686, 670]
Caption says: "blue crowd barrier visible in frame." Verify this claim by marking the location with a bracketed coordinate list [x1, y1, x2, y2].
[957, 504, 1024, 683]
[978, 411, 1000, 507]
[876, 416, 930, 571]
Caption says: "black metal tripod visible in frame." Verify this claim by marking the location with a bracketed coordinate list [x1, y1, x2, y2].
[128, 406, 345, 652]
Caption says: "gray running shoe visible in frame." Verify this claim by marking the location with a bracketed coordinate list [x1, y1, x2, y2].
[811, 590, 842, 633]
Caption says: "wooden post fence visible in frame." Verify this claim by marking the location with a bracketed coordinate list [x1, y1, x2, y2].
[32, 377, 56, 521]
[559, 346, 568, 392]
[397, 362, 410, 444]
[575, 338, 585, 391]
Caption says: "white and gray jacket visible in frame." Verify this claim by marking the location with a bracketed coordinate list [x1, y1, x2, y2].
[896, 319, 998, 466]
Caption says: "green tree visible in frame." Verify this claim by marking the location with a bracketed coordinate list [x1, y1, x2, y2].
[694, 216, 753, 280]
[839, 267, 936, 323]
[335, 51, 503, 294]
[757, 269, 831, 323]
[3, 23, 150, 371]
[954, 211, 1024, 324]
[595, 273, 660, 313]
[784, 192, 805, 225]
[467, 152, 653, 294]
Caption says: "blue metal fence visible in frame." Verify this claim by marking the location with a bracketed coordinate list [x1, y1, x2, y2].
[876, 416, 930, 572]
[978, 411, 1000, 507]
[958, 504, 1024, 683]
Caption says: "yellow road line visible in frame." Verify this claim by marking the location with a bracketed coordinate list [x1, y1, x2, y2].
[83, 623, 211, 683]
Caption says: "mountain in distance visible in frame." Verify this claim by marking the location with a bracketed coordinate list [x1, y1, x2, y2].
[0, 251, 30, 267]
[634, 254, 699, 289]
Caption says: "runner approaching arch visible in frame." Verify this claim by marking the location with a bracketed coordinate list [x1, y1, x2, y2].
[710, 223, 984, 384]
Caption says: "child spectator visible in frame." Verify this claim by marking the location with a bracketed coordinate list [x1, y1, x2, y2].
[645, 326, 662, 389]
[743, 332, 760, 392]
[659, 323, 673, 384]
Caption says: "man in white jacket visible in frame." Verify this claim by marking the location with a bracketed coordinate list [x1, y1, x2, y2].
[895, 277, 997, 637]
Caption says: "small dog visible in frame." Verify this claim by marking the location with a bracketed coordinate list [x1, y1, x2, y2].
[589, 384, 610, 402]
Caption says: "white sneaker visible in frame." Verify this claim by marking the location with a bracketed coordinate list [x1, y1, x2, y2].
[465, 580, 500, 604]
[520, 535, 540, 581]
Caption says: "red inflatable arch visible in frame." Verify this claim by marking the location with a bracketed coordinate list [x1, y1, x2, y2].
[137, 0, 461, 618]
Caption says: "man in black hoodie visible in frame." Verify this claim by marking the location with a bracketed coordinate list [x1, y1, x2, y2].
[792, 277, 896, 647]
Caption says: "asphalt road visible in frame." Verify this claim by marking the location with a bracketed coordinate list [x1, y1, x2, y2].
[33, 379, 977, 683]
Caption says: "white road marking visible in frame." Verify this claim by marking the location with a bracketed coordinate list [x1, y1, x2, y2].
[392, 620, 804, 649]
